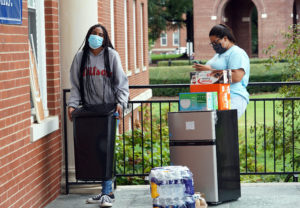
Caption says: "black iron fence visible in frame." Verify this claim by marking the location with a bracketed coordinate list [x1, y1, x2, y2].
[63, 82, 300, 193]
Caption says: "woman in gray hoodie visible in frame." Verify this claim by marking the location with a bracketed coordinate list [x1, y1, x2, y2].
[68, 23, 129, 207]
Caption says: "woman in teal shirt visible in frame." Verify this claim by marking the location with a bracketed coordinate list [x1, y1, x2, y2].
[193, 24, 250, 118]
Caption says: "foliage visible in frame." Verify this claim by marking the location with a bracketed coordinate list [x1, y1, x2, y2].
[151, 53, 184, 61]
[238, 24, 300, 182]
[115, 103, 175, 184]
[148, 0, 193, 42]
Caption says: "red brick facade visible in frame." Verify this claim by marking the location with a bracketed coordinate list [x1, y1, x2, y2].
[98, 0, 149, 100]
[152, 26, 187, 54]
[194, 0, 297, 59]
[1, 0, 149, 206]
[0, 0, 62, 207]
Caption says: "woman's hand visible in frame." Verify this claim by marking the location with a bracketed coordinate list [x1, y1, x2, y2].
[115, 104, 123, 119]
[192, 64, 212, 71]
[68, 107, 75, 121]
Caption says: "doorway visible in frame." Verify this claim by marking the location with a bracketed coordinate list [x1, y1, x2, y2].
[222, 0, 258, 57]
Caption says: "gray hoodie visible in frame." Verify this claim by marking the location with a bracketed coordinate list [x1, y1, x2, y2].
[68, 47, 129, 108]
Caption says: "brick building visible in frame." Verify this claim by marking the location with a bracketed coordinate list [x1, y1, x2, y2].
[151, 26, 188, 55]
[194, 0, 300, 59]
[0, 0, 149, 207]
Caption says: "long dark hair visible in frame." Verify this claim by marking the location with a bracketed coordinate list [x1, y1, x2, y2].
[209, 24, 236, 43]
[78, 24, 114, 105]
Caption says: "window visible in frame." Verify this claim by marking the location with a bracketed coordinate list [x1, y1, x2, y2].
[160, 33, 167, 46]
[28, 0, 59, 142]
[173, 30, 179, 46]
[28, 0, 48, 118]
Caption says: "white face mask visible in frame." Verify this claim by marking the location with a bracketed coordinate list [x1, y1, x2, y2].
[88, 35, 103, 49]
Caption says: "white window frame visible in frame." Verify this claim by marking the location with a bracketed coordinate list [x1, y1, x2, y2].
[160, 33, 167, 46]
[110, 0, 115, 46]
[28, 0, 48, 118]
[28, 0, 59, 142]
[173, 30, 179, 46]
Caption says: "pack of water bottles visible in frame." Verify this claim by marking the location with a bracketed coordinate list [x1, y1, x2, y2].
[149, 166, 196, 208]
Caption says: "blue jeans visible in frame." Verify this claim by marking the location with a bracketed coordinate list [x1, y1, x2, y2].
[102, 180, 112, 194]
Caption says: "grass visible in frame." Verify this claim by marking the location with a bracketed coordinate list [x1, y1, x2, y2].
[150, 63, 287, 83]
[239, 93, 282, 127]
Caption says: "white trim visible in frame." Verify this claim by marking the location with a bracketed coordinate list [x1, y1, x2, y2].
[211, 16, 217, 20]
[30, 116, 59, 142]
[123, 89, 152, 117]
[126, 70, 132, 77]
[140, 3, 144, 69]
[133, 0, 137, 70]
[110, 0, 115, 46]
[35, 0, 48, 115]
[131, 89, 152, 101]
[242, 17, 250, 22]
[142, 66, 147, 71]
[152, 48, 177, 52]
[261, 13, 267, 18]
[27, 0, 36, 9]
[135, 68, 140, 73]
[124, 0, 128, 72]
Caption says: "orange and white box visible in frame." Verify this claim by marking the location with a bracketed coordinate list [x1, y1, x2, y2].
[190, 84, 231, 110]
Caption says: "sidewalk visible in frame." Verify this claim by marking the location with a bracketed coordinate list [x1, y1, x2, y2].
[46, 183, 300, 208]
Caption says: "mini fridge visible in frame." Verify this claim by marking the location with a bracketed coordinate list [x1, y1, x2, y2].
[168, 110, 240, 204]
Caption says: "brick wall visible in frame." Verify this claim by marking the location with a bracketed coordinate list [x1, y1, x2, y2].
[0, 1, 62, 207]
[152, 26, 187, 54]
[98, 0, 149, 100]
[194, 0, 295, 59]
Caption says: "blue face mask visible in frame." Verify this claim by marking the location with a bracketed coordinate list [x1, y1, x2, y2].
[88, 34, 103, 49]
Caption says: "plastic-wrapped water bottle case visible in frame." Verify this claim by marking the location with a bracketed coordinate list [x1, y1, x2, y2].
[149, 166, 196, 208]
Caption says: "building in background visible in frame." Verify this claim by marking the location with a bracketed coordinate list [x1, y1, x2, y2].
[151, 26, 187, 55]
[194, 0, 300, 59]
[0, 0, 149, 207]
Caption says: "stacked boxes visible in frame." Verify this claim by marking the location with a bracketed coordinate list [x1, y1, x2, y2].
[149, 166, 195, 208]
[179, 92, 218, 111]
[190, 70, 231, 110]
[190, 84, 230, 110]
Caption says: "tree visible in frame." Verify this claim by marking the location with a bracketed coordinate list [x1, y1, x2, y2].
[263, 24, 300, 181]
[148, 0, 193, 43]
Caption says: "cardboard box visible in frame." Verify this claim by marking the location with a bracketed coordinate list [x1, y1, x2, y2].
[190, 70, 232, 85]
[190, 84, 231, 110]
[179, 92, 218, 111]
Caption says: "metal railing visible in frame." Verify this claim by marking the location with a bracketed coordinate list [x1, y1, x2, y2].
[63, 81, 300, 193]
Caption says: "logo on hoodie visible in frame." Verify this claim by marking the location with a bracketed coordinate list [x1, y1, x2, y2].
[83, 66, 112, 77]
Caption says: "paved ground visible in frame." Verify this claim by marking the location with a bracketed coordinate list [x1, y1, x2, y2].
[46, 183, 300, 208]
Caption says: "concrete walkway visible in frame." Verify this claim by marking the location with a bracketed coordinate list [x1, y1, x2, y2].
[46, 183, 300, 208]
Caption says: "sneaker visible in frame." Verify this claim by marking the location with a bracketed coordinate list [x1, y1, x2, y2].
[86, 193, 115, 205]
[99, 194, 115, 207]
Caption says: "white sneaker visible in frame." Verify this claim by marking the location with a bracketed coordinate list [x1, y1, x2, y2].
[86, 193, 115, 205]
[99, 194, 114, 207]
